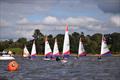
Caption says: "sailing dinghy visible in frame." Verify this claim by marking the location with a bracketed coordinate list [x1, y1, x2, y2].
[31, 40, 37, 59]
[23, 45, 30, 58]
[100, 35, 112, 56]
[0, 51, 15, 60]
[62, 24, 70, 59]
[53, 38, 60, 59]
[78, 38, 86, 56]
[44, 36, 52, 60]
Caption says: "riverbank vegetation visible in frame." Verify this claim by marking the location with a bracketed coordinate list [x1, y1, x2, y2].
[0, 29, 120, 55]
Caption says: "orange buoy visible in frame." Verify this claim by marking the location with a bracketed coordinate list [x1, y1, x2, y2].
[7, 61, 19, 71]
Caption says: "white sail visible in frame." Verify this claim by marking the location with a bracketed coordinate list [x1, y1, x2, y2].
[31, 41, 36, 56]
[63, 24, 70, 57]
[53, 39, 60, 56]
[100, 35, 111, 56]
[23, 45, 30, 57]
[45, 36, 52, 57]
[78, 38, 86, 56]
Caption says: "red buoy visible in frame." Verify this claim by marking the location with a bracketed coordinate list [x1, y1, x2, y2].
[7, 61, 19, 71]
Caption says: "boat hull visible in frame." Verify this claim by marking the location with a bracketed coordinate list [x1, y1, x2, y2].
[0, 56, 15, 60]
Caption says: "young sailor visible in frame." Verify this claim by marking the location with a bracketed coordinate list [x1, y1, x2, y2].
[56, 56, 61, 61]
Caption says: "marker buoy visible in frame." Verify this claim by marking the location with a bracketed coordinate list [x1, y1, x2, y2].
[7, 61, 19, 71]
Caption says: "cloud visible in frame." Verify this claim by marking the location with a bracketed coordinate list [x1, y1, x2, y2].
[110, 15, 120, 27]
[44, 16, 102, 30]
[17, 15, 120, 35]
[0, 0, 120, 40]
[43, 16, 59, 24]
[0, 15, 120, 40]
[17, 17, 29, 24]
[97, 0, 120, 13]
[17, 16, 103, 31]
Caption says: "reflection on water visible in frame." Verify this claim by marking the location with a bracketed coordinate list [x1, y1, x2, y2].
[0, 56, 120, 80]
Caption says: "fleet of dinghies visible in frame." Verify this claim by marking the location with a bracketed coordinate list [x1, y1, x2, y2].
[0, 24, 112, 61]
[21, 24, 112, 61]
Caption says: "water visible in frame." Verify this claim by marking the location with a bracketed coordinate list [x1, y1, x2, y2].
[0, 56, 120, 80]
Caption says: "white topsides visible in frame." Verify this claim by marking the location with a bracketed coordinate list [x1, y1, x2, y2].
[0, 51, 15, 60]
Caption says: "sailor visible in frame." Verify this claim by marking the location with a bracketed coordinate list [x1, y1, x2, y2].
[56, 56, 61, 61]
[8, 50, 13, 56]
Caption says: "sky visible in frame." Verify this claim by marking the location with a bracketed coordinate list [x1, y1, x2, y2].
[0, 0, 120, 40]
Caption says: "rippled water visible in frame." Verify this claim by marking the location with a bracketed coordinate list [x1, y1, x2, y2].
[0, 56, 120, 80]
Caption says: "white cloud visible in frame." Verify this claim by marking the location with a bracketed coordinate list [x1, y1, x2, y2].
[43, 16, 59, 24]
[0, 0, 120, 40]
[17, 17, 29, 24]
[15, 30, 33, 39]
[65, 16, 99, 25]
[1, 16, 119, 40]
[15, 16, 120, 34]
[16, 16, 103, 32]
[42, 16, 102, 31]
[110, 15, 120, 27]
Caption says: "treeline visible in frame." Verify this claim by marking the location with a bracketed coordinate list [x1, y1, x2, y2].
[0, 29, 120, 55]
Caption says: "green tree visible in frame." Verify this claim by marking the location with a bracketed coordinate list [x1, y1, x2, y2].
[17, 37, 27, 48]
[32, 29, 44, 54]
[55, 34, 64, 53]
[71, 32, 80, 53]
[90, 33, 102, 54]
[111, 32, 120, 54]
[32, 29, 44, 39]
